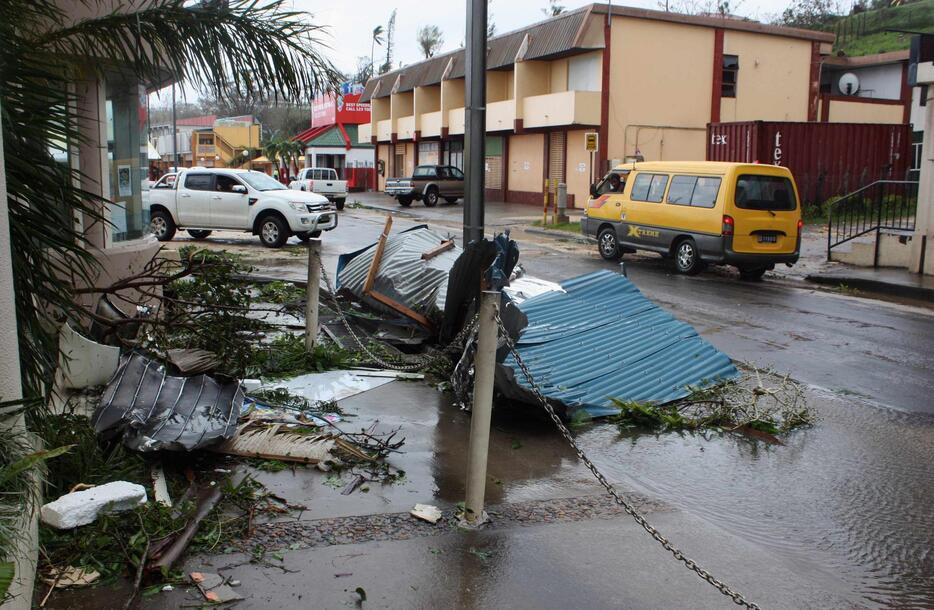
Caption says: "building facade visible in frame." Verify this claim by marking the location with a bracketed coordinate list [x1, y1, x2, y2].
[360, 4, 840, 206]
[150, 114, 261, 171]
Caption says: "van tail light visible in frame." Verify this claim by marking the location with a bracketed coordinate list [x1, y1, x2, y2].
[721, 215, 735, 236]
[797, 219, 804, 230]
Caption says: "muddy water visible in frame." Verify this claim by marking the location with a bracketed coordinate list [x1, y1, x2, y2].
[567, 390, 934, 609]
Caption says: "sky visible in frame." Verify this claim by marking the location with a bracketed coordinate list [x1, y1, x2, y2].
[295, 0, 816, 76]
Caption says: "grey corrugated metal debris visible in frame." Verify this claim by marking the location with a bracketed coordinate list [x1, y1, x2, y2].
[93, 352, 241, 452]
[336, 226, 462, 320]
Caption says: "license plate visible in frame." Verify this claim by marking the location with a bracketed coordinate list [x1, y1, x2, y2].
[758, 234, 777, 244]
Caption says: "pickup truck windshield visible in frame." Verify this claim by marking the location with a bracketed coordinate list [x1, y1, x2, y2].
[241, 172, 287, 191]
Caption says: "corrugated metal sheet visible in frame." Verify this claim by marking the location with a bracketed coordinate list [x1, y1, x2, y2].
[361, 7, 598, 95]
[707, 121, 911, 204]
[336, 226, 462, 319]
[501, 270, 739, 418]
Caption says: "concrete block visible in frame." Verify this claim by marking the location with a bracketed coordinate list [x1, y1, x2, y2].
[40, 481, 148, 529]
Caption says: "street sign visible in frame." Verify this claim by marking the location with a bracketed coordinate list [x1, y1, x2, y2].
[585, 132, 599, 152]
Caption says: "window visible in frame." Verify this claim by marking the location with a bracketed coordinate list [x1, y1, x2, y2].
[722, 55, 739, 98]
[735, 175, 797, 211]
[184, 173, 213, 191]
[153, 174, 176, 189]
[630, 173, 668, 203]
[921, 84, 929, 107]
[240, 172, 287, 191]
[198, 134, 214, 145]
[667, 175, 722, 208]
[413, 166, 438, 178]
[568, 53, 601, 92]
[215, 174, 242, 192]
[447, 167, 464, 180]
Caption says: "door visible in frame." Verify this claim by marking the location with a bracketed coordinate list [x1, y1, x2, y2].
[444, 166, 465, 197]
[210, 174, 250, 229]
[548, 131, 566, 192]
[177, 173, 213, 226]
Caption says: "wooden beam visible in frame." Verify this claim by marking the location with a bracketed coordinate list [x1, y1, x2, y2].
[368, 290, 434, 330]
[421, 240, 455, 260]
[363, 215, 393, 294]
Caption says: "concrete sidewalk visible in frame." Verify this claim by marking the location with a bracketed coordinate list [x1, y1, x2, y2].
[806, 266, 934, 301]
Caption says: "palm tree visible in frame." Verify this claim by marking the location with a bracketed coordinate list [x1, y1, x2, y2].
[416, 25, 445, 59]
[543, 0, 566, 16]
[0, 0, 340, 408]
[371, 25, 385, 79]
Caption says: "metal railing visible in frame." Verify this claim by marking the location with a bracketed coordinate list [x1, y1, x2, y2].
[827, 180, 918, 267]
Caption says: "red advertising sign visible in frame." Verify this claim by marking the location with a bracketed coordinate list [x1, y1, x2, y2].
[311, 93, 370, 128]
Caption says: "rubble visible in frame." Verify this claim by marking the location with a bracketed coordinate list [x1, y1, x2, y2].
[410, 504, 443, 524]
[57, 323, 120, 390]
[40, 481, 148, 529]
[93, 352, 242, 452]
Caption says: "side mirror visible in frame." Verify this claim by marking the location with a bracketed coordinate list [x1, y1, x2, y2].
[590, 184, 598, 198]
[232, 185, 247, 194]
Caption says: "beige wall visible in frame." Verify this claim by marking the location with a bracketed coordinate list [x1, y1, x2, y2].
[515, 61, 551, 104]
[391, 91, 414, 127]
[566, 129, 595, 207]
[827, 99, 904, 124]
[721, 31, 811, 122]
[507, 133, 544, 193]
[414, 86, 440, 132]
[607, 17, 714, 162]
[487, 71, 511, 102]
[213, 124, 260, 149]
[550, 59, 568, 93]
[441, 78, 464, 125]
[377, 143, 390, 190]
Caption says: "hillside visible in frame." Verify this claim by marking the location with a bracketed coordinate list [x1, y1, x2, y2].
[832, 0, 934, 56]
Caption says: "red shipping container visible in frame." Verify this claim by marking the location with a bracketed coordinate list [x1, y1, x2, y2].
[706, 121, 911, 206]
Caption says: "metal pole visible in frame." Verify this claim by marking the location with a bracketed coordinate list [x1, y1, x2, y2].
[464, 290, 499, 525]
[171, 83, 178, 169]
[305, 238, 322, 351]
[463, 0, 488, 245]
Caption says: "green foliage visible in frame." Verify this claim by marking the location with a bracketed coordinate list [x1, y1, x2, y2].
[257, 280, 305, 305]
[832, 0, 934, 55]
[0, 562, 13, 602]
[248, 333, 356, 378]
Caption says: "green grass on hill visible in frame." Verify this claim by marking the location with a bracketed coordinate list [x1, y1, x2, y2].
[833, 0, 934, 56]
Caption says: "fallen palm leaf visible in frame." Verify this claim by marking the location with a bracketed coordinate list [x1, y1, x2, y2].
[214, 423, 373, 464]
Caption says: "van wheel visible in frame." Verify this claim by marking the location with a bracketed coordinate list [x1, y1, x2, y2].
[597, 227, 622, 260]
[258, 215, 289, 248]
[739, 266, 767, 282]
[187, 229, 212, 239]
[674, 238, 705, 275]
[150, 210, 176, 241]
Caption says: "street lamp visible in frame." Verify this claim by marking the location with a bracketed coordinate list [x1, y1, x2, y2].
[242, 148, 250, 171]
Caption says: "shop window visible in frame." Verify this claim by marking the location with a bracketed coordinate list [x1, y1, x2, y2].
[722, 55, 739, 98]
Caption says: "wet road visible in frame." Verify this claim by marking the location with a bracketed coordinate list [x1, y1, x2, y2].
[161, 204, 934, 607]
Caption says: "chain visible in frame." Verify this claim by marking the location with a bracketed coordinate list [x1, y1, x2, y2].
[494, 312, 761, 609]
[317, 259, 478, 372]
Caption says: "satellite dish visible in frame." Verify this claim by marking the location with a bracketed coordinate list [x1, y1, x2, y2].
[839, 72, 860, 96]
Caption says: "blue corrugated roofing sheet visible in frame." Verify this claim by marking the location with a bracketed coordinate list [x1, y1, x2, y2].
[503, 270, 739, 418]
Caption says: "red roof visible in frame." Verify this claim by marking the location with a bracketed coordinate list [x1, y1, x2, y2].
[292, 124, 331, 143]
[175, 115, 216, 127]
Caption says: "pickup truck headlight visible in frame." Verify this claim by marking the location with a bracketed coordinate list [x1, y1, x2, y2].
[288, 201, 307, 213]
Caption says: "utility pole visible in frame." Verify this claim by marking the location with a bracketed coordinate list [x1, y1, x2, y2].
[463, 0, 487, 245]
[171, 82, 178, 169]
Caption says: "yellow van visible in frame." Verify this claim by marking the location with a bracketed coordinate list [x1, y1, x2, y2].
[580, 161, 803, 281]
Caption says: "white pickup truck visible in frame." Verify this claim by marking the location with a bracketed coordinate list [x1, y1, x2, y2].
[288, 167, 348, 210]
[148, 168, 337, 248]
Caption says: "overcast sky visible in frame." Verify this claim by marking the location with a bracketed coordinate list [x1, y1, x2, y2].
[297, 0, 828, 75]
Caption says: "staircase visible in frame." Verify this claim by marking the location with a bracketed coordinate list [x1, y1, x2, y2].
[827, 180, 918, 268]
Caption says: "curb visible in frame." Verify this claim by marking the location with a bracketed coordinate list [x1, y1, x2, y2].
[805, 274, 934, 302]
[524, 227, 594, 245]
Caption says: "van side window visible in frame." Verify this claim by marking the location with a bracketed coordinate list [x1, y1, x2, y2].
[666, 175, 721, 208]
[630, 173, 668, 203]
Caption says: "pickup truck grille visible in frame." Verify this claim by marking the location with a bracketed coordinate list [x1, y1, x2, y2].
[306, 202, 333, 213]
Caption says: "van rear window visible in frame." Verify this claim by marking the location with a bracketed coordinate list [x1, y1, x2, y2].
[735, 175, 797, 211]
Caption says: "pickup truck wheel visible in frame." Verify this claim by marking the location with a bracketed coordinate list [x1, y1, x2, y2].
[397, 196, 413, 207]
[150, 210, 176, 242]
[444, 197, 458, 204]
[335, 198, 345, 211]
[423, 187, 439, 207]
[187, 229, 212, 239]
[258, 215, 289, 248]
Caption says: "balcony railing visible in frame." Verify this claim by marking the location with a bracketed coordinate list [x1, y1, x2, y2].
[377, 119, 392, 141]
[486, 100, 515, 132]
[522, 90, 600, 129]
[448, 108, 465, 135]
[397, 115, 416, 140]
[358, 123, 372, 144]
[421, 111, 443, 138]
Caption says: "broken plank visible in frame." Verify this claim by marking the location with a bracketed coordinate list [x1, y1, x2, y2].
[362, 215, 393, 294]
[368, 290, 434, 330]
[421, 240, 455, 260]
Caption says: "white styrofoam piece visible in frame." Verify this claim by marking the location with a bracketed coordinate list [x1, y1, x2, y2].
[272, 370, 394, 403]
[503, 276, 565, 304]
[58, 323, 121, 389]
[40, 481, 148, 529]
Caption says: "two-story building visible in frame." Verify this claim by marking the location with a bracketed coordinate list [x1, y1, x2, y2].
[150, 114, 261, 171]
[359, 3, 839, 206]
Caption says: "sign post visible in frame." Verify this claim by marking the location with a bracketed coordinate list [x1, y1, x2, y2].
[585, 132, 599, 185]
